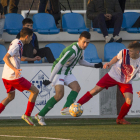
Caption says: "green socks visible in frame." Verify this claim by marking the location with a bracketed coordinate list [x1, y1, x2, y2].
[38, 97, 57, 116]
[38, 91, 78, 116]
[63, 91, 78, 108]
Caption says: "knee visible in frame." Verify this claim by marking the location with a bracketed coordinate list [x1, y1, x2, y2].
[45, 47, 51, 52]
[72, 86, 81, 93]
[126, 98, 133, 105]
[33, 88, 39, 96]
[36, 89, 39, 95]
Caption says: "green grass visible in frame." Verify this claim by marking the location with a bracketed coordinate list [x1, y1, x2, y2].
[0, 118, 140, 140]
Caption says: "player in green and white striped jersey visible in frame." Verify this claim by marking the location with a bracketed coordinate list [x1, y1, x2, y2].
[35, 31, 103, 125]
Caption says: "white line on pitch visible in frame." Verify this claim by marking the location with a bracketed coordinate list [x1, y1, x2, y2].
[0, 135, 72, 140]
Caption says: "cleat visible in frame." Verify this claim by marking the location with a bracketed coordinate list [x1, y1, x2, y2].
[21, 114, 35, 126]
[34, 113, 46, 126]
[116, 118, 131, 125]
[60, 107, 70, 115]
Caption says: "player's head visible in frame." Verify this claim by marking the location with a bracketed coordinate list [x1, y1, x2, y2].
[128, 41, 140, 59]
[20, 27, 33, 44]
[22, 18, 33, 29]
[78, 31, 91, 50]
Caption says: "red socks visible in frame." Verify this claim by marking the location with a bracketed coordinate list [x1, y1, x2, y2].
[25, 101, 35, 116]
[0, 103, 5, 113]
[117, 102, 131, 119]
[77, 91, 93, 105]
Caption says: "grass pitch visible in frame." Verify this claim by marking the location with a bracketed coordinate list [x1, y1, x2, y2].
[0, 118, 140, 140]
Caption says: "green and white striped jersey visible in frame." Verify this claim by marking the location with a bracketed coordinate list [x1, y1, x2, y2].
[51, 42, 83, 75]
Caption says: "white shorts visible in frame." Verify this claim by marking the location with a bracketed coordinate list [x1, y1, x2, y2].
[51, 74, 77, 86]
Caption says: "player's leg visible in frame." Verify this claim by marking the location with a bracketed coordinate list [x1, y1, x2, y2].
[116, 92, 132, 125]
[35, 85, 64, 125]
[1, 78, 16, 114]
[77, 73, 117, 105]
[22, 85, 39, 126]
[77, 85, 103, 105]
[61, 81, 80, 115]
[0, 91, 15, 113]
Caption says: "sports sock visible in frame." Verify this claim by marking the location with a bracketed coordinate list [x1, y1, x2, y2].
[39, 97, 57, 116]
[63, 91, 78, 108]
[77, 91, 93, 105]
[117, 102, 132, 119]
[0, 103, 5, 113]
[25, 101, 35, 116]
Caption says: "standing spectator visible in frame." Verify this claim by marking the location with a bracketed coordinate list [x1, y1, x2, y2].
[87, 0, 123, 43]
[1, 0, 19, 14]
[0, 3, 5, 44]
[118, 0, 126, 13]
[16, 18, 55, 63]
[38, 0, 61, 25]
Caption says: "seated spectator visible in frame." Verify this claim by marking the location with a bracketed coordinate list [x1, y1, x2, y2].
[87, 0, 123, 43]
[0, 3, 5, 44]
[1, 0, 19, 14]
[38, 0, 61, 25]
[16, 18, 55, 63]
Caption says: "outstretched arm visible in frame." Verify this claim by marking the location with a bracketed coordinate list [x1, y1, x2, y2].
[21, 56, 41, 62]
[79, 59, 103, 68]
[103, 56, 118, 69]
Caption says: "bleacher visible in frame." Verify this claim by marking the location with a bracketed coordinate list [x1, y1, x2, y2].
[1, 11, 140, 64]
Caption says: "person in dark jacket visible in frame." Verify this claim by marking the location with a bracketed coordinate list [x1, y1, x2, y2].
[1, 0, 19, 14]
[118, 0, 126, 13]
[16, 18, 55, 63]
[87, 0, 123, 43]
[38, 0, 61, 25]
[0, 3, 5, 44]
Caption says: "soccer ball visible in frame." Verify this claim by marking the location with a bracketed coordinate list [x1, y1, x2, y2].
[69, 103, 83, 117]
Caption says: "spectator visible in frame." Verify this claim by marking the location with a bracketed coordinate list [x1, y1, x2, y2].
[1, 0, 19, 14]
[38, 0, 61, 25]
[118, 0, 126, 13]
[87, 0, 123, 43]
[0, 3, 5, 44]
[16, 18, 55, 63]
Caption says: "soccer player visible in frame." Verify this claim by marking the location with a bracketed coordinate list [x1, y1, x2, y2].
[0, 27, 41, 126]
[34, 31, 103, 126]
[77, 41, 140, 125]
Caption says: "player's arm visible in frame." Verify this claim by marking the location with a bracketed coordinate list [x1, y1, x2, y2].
[79, 59, 103, 68]
[3, 53, 22, 78]
[21, 56, 41, 62]
[78, 53, 103, 68]
[43, 51, 75, 86]
[43, 62, 63, 86]
[103, 56, 118, 69]
[104, 49, 124, 69]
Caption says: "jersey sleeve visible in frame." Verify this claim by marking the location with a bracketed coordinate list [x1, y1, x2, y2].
[7, 44, 19, 57]
[59, 50, 75, 65]
[117, 50, 123, 60]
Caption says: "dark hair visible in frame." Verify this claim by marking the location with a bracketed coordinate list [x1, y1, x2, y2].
[128, 41, 140, 50]
[22, 18, 33, 25]
[20, 27, 33, 38]
[79, 31, 91, 39]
